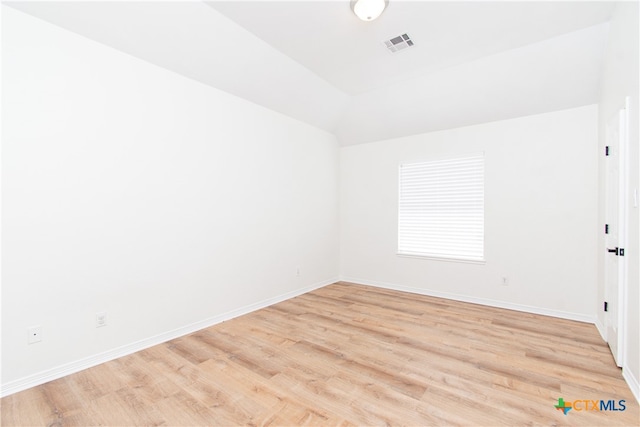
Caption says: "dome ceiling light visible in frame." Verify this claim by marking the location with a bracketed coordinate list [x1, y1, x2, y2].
[350, 0, 389, 22]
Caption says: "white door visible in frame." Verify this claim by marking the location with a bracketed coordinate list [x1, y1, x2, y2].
[604, 103, 628, 367]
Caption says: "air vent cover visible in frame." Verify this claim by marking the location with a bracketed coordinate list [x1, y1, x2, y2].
[384, 33, 414, 53]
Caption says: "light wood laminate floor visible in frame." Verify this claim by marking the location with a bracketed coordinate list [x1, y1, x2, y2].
[2, 282, 638, 426]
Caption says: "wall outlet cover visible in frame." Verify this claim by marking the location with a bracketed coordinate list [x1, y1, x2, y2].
[96, 312, 107, 328]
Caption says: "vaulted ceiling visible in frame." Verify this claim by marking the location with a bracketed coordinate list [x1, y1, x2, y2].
[6, 1, 615, 145]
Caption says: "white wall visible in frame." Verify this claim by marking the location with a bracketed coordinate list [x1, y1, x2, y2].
[1, 7, 339, 393]
[598, 1, 640, 400]
[340, 105, 599, 320]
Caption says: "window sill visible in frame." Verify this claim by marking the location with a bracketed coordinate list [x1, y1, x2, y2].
[397, 253, 486, 265]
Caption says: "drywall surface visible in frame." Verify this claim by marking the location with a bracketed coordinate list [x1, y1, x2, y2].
[598, 1, 640, 399]
[1, 7, 339, 390]
[340, 105, 599, 320]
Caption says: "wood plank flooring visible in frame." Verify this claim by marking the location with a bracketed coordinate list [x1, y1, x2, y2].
[2, 282, 638, 426]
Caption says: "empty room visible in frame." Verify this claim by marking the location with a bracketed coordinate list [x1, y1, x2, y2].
[1, 0, 639, 425]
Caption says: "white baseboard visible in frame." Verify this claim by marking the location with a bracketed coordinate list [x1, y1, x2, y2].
[623, 367, 640, 404]
[595, 317, 607, 341]
[0, 277, 337, 398]
[339, 276, 596, 324]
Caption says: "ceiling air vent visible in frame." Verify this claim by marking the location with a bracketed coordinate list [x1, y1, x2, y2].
[384, 33, 414, 53]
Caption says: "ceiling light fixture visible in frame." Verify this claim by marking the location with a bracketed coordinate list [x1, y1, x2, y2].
[350, 0, 389, 22]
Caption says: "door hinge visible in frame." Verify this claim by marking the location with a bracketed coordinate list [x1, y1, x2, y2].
[605, 146, 610, 156]
[605, 224, 609, 234]
[604, 301, 608, 312]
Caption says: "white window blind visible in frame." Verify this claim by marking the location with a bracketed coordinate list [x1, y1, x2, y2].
[398, 153, 484, 262]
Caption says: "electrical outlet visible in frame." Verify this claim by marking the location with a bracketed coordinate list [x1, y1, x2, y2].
[96, 312, 107, 328]
[501, 276, 509, 286]
[28, 326, 42, 344]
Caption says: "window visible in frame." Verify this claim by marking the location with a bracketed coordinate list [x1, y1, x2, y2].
[398, 153, 484, 262]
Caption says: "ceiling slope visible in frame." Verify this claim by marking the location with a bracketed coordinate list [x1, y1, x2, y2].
[4, 1, 615, 146]
[209, 1, 614, 95]
[335, 22, 610, 145]
[4, 1, 350, 133]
